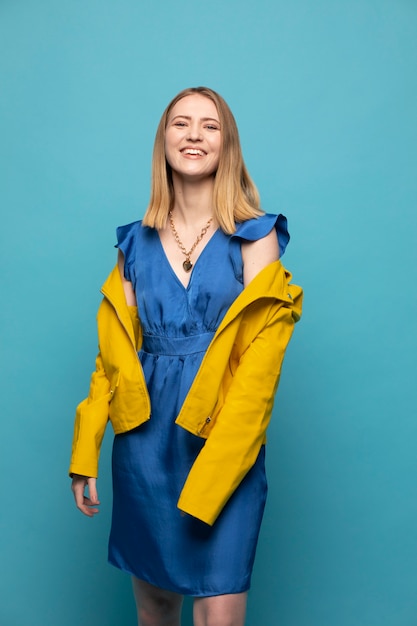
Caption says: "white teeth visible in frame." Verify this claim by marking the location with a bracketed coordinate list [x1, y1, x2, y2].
[183, 149, 204, 156]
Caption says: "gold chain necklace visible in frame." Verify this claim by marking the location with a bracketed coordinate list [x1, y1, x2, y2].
[168, 210, 213, 272]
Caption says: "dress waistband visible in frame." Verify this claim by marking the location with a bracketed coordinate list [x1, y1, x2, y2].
[141, 332, 215, 356]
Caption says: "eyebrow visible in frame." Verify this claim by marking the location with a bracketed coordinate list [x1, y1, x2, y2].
[171, 115, 220, 123]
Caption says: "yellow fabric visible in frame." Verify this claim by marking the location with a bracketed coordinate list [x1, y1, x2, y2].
[69, 261, 303, 524]
[69, 266, 150, 477]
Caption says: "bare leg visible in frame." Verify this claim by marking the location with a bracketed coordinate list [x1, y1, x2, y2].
[193, 592, 247, 626]
[132, 577, 183, 626]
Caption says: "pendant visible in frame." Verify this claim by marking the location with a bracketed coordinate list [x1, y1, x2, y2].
[183, 259, 193, 272]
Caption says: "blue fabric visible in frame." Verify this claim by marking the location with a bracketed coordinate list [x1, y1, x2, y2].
[108, 213, 288, 596]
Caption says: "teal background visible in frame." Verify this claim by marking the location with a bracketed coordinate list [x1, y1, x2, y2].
[1, 1, 416, 624]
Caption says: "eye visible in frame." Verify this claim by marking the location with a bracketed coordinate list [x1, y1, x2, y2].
[205, 124, 220, 131]
[174, 121, 187, 127]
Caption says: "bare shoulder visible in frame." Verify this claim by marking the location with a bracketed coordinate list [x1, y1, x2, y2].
[117, 249, 137, 305]
[241, 228, 279, 287]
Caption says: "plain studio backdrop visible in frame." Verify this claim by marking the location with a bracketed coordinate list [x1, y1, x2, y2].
[0, 1, 416, 625]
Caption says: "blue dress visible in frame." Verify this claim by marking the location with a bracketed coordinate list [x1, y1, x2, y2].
[108, 213, 289, 596]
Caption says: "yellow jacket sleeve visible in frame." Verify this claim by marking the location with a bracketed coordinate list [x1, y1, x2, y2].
[69, 305, 141, 477]
[69, 352, 111, 478]
[177, 301, 297, 525]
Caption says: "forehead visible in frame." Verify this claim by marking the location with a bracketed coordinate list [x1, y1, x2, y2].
[168, 94, 219, 120]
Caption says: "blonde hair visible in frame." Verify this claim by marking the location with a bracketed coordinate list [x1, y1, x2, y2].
[142, 87, 263, 234]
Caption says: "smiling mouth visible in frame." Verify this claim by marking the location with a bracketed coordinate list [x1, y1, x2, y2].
[182, 149, 205, 156]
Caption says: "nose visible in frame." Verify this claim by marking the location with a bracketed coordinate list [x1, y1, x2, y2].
[186, 123, 202, 142]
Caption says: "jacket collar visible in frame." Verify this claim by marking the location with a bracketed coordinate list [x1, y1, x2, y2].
[215, 260, 301, 335]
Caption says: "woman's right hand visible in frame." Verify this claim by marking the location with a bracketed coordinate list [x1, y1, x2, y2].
[71, 474, 100, 517]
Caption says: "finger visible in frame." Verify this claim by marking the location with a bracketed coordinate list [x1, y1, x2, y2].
[71, 477, 100, 517]
[86, 478, 100, 505]
[81, 499, 100, 517]
[77, 496, 100, 517]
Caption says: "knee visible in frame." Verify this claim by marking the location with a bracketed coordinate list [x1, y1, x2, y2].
[201, 618, 236, 626]
[193, 593, 247, 626]
[137, 590, 181, 626]
[133, 577, 183, 626]
[138, 606, 172, 626]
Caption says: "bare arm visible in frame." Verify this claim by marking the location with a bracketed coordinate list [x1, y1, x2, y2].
[241, 228, 279, 287]
[118, 249, 137, 305]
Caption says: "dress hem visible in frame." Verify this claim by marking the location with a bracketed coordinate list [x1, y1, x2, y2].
[108, 557, 252, 597]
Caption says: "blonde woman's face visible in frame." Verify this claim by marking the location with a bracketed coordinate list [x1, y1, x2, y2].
[165, 94, 221, 181]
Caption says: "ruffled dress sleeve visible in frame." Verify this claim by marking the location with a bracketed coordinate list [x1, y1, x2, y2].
[229, 213, 290, 282]
[115, 221, 141, 285]
[233, 213, 289, 255]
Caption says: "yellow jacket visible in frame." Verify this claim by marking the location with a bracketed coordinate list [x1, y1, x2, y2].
[69, 260, 303, 525]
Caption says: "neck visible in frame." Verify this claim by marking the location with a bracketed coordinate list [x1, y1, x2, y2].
[171, 173, 215, 226]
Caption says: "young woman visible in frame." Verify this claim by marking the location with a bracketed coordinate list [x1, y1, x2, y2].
[70, 86, 302, 626]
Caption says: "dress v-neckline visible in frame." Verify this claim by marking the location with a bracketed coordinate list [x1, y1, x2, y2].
[155, 228, 221, 291]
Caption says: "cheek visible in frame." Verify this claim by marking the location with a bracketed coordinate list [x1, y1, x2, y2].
[216, 136, 222, 155]
[213, 141, 222, 166]
[164, 136, 176, 165]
